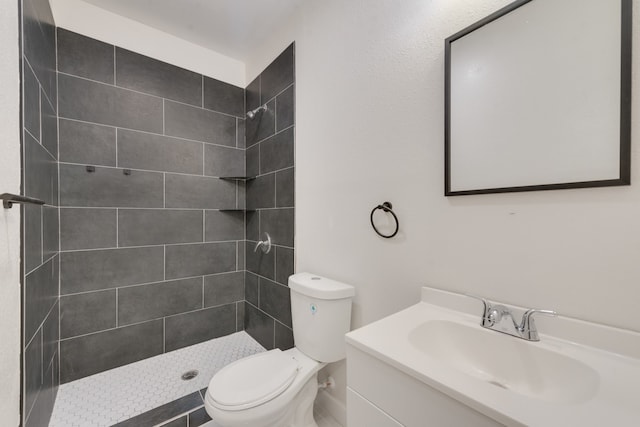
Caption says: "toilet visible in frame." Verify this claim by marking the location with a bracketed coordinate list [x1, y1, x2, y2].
[204, 272, 355, 427]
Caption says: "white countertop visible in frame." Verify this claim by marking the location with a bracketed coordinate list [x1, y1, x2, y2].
[345, 287, 640, 427]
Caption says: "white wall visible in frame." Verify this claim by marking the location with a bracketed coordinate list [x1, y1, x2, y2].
[246, 0, 640, 417]
[50, 0, 246, 87]
[0, 0, 23, 424]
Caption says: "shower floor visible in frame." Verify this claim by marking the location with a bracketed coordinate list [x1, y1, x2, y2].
[49, 331, 343, 427]
[49, 332, 264, 426]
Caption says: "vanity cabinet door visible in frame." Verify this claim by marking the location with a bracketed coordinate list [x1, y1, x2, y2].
[347, 387, 403, 427]
[347, 345, 503, 427]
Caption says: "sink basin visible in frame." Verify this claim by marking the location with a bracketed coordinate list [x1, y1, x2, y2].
[408, 320, 599, 404]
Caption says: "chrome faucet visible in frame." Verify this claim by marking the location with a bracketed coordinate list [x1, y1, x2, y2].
[467, 295, 557, 341]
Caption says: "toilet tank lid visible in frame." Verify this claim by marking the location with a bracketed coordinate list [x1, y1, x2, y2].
[288, 272, 355, 300]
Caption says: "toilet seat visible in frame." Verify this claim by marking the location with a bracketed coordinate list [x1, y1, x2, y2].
[209, 349, 300, 411]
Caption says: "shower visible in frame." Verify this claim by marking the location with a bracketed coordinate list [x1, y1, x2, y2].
[246, 104, 267, 119]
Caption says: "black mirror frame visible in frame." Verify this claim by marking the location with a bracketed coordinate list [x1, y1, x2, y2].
[444, 0, 632, 196]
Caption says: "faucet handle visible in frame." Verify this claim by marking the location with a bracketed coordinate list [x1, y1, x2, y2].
[519, 309, 557, 341]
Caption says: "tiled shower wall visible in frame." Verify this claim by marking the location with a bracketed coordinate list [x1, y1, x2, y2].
[244, 44, 296, 350]
[22, 0, 60, 425]
[56, 29, 247, 383]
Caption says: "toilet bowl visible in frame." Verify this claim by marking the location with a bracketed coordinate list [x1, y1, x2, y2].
[204, 273, 355, 427]
[205, 347, 325, 427]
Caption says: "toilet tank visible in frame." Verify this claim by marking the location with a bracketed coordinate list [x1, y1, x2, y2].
[289, 272, 355, 363]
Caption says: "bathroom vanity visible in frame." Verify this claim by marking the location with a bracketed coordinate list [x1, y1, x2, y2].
[345, 287, 640, 426]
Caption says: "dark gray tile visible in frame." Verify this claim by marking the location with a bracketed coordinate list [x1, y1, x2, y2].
[199, 388, 208, 401]
[25, 131, 57, 205]
[165, 242, 236, 280]
[164, 100, 236, 146]
[24, 328, 42, 417]
[260, 127, 294, 174]
[57, 28, 114, 84]
[246, 211, 259, 241]
[165, 174, 236, 209]
[236, 301, 245, 331]
[25, 349, 56, 427]
[275, 322, 294, 350]
[118, 129, 203, 174]
[60, 164, 164, 208]
[60, 320, 163, 383]
[247, 173, 275, 210]
[246, 240, 275, 280]
[42, 206, 58, 261]
[204, 272, 244, 307]
[260, 277, 292, 327]
[52, 351, 59, 401]
[23, 59, 40, 141]
[237, 119, 246, 149]
[24, 257, 58, 343]
[261, 44, 294, 103]
[246, 98, 275, 147]
[58, 73, 163, 133]
[246, 144, 259, 178]
[60, 247, 164, 294]
[59, 119, 116, 166]
[260, 208, 294, 247]
[237, 180, 246, 210]
[276, 84, 294, 132]
[23, 0, 57, 108]
[25, 358, 56, 427]
[165, 304, 236, 351]
[275, 247, 294, 286]
[245, 76, 260, 111]
[113, 392, 202, 427]
[189, 407, 213, 427]
[116, 48, 202, 106]
[275, 168, 294, 208]
[160, 416, 187, 427]
[42, 300, 59, 366]
[238, 241, 245, 270]
[118, 278, 203, 326]
[40, 93, 58, 158]
[60, 290, 116, 339]
[204, 145, 244, 177]
[245, 303, 274, 350]
[60, 208, 117, 251]
[24, 203, 42, 273]
[204, 77, 244, 117]
[205, 211, 243, 241]
[245, 272, 258, 307]
[118, 209, 202, 246]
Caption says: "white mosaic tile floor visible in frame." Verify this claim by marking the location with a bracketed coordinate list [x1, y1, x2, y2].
[49, 331, 265, 427]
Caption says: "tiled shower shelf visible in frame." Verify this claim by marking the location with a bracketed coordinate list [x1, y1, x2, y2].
[218, 176, 256, 182]
[49, 332, 265, 426]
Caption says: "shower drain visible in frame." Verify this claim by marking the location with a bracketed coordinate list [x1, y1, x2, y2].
[181, 370, 199, 381]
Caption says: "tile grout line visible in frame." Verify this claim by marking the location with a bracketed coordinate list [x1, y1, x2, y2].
[58, 71, 245, 119]
[59, 116, 244, 151]
[58, 299, 243, 342]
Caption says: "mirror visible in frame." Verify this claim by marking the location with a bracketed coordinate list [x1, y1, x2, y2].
[445, 0, 632, 196]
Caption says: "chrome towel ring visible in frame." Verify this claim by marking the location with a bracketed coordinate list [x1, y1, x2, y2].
[370, 202, 399, 238]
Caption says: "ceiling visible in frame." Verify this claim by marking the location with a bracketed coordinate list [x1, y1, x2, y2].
[81, 0, 302, 62]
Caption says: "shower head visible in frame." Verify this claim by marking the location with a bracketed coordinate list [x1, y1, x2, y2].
[246, 104, 267, 119]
